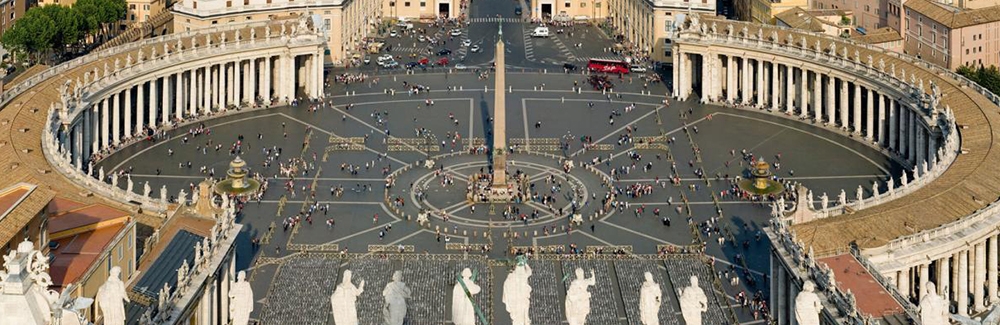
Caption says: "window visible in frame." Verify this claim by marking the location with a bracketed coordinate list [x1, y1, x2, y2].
[193, 1, 197, 8]
[565, 1, 570, 6]
[130, 14, 135, 20]
[243, 0, 248, 5]
[226, 0, 231, 7]
[595, 2, 600, 7]
[419, 1, 425, 6]
[580, 2, 585, 7]
[967, 49, 970, 54]
[404, 1, 410, 6]
[117, 245, 123, 261]
[129, 4, 135, 9]
[144, 4, 149, 9]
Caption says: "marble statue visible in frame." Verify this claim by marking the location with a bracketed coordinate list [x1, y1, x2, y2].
[452, 268, 480, 325]
[794, 281, 822, 325]
[331, 270, 365, 325]
[178, 189, 187, 205]
[143, 181, 151, 197]
[96, 266, 130, 325]
[710, 22, 717, 35]
[280, 23, 287, 36]
[770, 30, 778, 41]
[565, 268, 596, 325]
[679, 276, 707, 325]
[919, 282, 948, 324]
[806, 190, 814, 210]
[99, 166, 105, 181]
[503, 263, 532, 325]
[111, 174, 118, 188]
[856, 185, 863, 204]
[902, 172, 909, 187]
[887, 177, 895, 191]
[639, 272, 662, 325]
[113, 58, 120, 71]
[229, 271, 253, 325]
[161, 185, 168, 203]
[265, 25, 272, 38]
[838, 190, 847, 206]
[126, 175, 133, 193]
[872, 182, 879, 198]
[382, 270, 410, 325]
[125, 54, 132, 67]
[250, 28, 256, 40]
[820, 193, 829, 211]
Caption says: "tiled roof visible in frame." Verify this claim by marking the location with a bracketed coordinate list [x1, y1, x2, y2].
[819, 254, 903, 318]
[852, 27, 902, 44]
[0, 184, 54, 246]
[49, 203, 130, 234]
[49, 223, 126, 289]
[904, 0, 1000, 28]
[774, 7, 826, 32]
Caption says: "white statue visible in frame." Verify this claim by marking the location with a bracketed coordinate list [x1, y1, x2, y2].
[229, 271, 253, 325]
[503, 263, 533, 325]
[143, 181, 151, 197]
[902, 172, 909, 187]
[178, 189, 187, 206]
[919, 282, 948, 325]
[161, 185, 168, 202]
[679, 276, 707, 325]
[820, 193, 829, 211]
[95, 266, 130, 325]
[639, 272, 662, 325]
[331, 270, 364, 325]
[111, 174, 118, 188]
[838, 190, 847, 206]
[126, 175, 133, 193]
[382, 270, 411, 325]
[452, 268, 480, 325]
[887, 177, 895, 191]
[99, 166, 105, 181]
[794, 281, 822, 325]
[565, 268, 595, 325]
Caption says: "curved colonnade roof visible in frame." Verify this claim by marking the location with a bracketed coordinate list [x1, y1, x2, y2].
[0, 23, 275, 229]
[690, 17, 1000, 255]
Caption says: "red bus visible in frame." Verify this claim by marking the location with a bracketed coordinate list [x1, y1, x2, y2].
[587, 59, 630, 74]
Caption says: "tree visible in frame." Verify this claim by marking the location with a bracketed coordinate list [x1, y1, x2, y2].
[0, 8, 57, 63]
[36, 5, 87, 51]
[957, 65, 1000, 97]
[73, 0, 125, 41]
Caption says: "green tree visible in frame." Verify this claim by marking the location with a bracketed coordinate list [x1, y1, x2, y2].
[0, 8, 57, 63]
[74, 0, 126, 41]
[958, 65, 1000, 96]
[37, 5, 87, 51]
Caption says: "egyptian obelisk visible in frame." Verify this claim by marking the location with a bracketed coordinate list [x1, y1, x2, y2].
[492, 23, 507, 187]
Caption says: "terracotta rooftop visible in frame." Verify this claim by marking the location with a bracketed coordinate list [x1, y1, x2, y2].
[852, 27, 902, 44]
[774, 7, 826, 32]
[49, 222, 126, 289]
[819, 254, 904, 318]
[49, 203, 130, 234]
[0, 187, 30, 220]
[904, 0, 1000, 28]
[47, 197, 86, 215]
[0, 183, 55, 246]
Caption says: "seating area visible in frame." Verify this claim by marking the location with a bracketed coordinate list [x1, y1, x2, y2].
[401, 259, 450, 324]
[347, 258, 395, 325]
[562, 260, 619, 324]
[259, 257, 342, 325]
[526, 260, 563, 324]
[614, 260, 681, 325]
[663, 257, 729, 324]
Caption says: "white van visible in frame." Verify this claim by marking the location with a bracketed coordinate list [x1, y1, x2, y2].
[531, 26, 550, 37]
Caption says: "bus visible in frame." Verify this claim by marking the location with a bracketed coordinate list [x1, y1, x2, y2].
[587, 59, 630, 74]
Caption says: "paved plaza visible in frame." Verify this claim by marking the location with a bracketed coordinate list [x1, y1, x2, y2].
[94, 66, 901, 324]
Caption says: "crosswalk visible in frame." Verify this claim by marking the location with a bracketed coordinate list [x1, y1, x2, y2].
[549, 35, 578, 62]
[521, 27, 536, 61]
[469, 17, 524, 23]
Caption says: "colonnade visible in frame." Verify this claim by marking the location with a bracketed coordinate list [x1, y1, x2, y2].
[66, 50, 325, 167]
[674, 50, 938, 167]
[889, 237, 999, 316]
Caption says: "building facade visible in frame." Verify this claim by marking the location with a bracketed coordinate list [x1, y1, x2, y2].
[748, 0, 807, 24]
[810, 0, 884, 33]
[903, 0, 1000, 69]
[172, 0, 380, 64]
[0, 183, 53, 257]
[382, 0, 459, 20]
[529, 0, 608, 21]
[605, 0, 715, 61]
[0, 0, 30, 36]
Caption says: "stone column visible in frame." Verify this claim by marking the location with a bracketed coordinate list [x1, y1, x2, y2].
[161, 76, 170, 126]
[263, 57, 272, 104]
[865, 88, 874, 140]
[149, 79, 158, 129]
[212, 64, 220, 109]
[726, 55, 735, 103]
[742, 58, 751, 104]
[777, 267, 787, 325]
[812, 72, 821, 122]
[799, 68, 808, 118]
[258, 59, 268, 101]
[825, 76, 835, 125]
[701, 54, 712, 102]
[771, 63, 779, 110]
[889, 97, 897, 150]
[176, 73, 184, 121]
[316, 50, 324, 97]
[244, 60, 253, 104]
[990, 235, 998, 303]
[136, 83, 145, 135]
[112, 92, 121, 145]
[839, 79, 849, 129]
[852, 83, 862, 135]
[226, 62, 235, 107]
[940, 256, 951, 298]
[899, 267, 911, 299]
[91, 106, 100, 154]
[919, 263, 930, 300]
[909, 111, 917, 162]
[786, 65, 794, 113]
[960, 249, 969, 316]
[249, 58, 257, 103]
[203, 66, 211, 114]
[124, 87, 132, 139]
[899, 109, 908, 159]
[977, 242, 987, 311]
[877, 93, 886, 146]
[917, 128, 926, 166]
[673, 55, 679, 97]
[677, 52, 686, 100]
[189, 69, 198, 116]
[756, 59, 764, 107]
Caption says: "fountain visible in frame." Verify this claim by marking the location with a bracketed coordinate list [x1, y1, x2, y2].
[738, 157, 785, 195]
[213, 156, 261, 195]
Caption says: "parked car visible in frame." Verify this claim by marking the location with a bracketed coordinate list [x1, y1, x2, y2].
[462, 39, 471, 47]
[563, 63, 577, 71]
[406, 62, 420, 69]
[455, 63, 468, 70]
[389, 30, 398, 37]
[630, 65, 647, 73]
[470, 45, 481, 53]
[437, 49, 452, 56]
[450, 29, 462, 36]
[418, 57, 430, 65]
[437, 57, 450, 66]
[531, 26, 550, 37]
